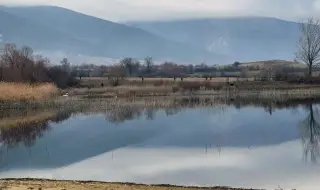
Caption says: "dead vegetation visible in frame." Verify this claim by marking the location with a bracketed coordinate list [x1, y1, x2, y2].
[0, 179, 259, 190]
[0, 82, 58, 101]
[69, 77, 320, 99]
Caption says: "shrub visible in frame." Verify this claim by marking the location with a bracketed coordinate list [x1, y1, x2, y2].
[178, 81, 201, 92]
[46, 66, 79, 89]
[108, 76, 122, 87]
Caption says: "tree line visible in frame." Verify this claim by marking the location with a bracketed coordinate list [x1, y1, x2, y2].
[1, 17, 320, 87]
[0, 44, 77, 88]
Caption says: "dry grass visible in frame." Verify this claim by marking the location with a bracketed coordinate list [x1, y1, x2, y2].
[69, 79, 320, 99]
[0, 82, 58, 101]
[0, 179, 256, 190]
[78, 77, 249, 88]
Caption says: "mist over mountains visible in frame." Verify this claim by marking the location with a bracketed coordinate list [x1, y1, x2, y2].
[0, 5, 301, 65]
[128, 17, 300, 62]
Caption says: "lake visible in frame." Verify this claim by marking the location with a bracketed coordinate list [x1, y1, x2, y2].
[0, 99, 319, 190]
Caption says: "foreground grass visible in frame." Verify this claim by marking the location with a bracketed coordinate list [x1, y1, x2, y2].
[0, 82, 58, 101]
[0, 179, 259, 190]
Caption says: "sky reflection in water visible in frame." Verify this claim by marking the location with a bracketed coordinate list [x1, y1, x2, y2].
[0, 102, 319, 190]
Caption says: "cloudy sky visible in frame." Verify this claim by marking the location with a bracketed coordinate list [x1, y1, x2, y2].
[1, 0, 320, 22]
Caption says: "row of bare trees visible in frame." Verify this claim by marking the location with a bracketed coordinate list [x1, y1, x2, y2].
[118, 56, 154, 77]
[0, 43, 77, 88]
[0, 44, 50, 82]
[106, 57, 155, 86]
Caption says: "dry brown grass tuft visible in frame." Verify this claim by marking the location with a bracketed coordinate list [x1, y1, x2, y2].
[0, 82, 58, 101]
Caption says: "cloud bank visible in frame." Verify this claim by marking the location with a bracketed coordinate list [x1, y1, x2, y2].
[1, 0, 320, 21]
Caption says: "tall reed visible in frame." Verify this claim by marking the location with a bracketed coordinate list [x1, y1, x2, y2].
[0, 82, 58, 101]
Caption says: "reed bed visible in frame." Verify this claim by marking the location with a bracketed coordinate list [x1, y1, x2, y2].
[0, 82, 58, 101]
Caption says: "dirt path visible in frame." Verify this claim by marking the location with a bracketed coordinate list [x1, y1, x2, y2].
[0, 179, 258, 190]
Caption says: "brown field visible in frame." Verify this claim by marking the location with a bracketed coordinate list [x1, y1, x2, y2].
[0, 82, 58, 101]
[239, 60, 307, 69]
[0, 179, 258, 190]
[79, 77, 253, 88]
[67, 76, 320, 99]
[81, 76, 241, 82]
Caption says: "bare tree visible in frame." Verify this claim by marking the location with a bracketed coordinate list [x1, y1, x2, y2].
[299, 103, 320, 163]
[134, 59, 141, 73]
[20, 45, 33, 60]
[0, 43, 78, 87]
[296, 18, 320, 77]
[107, 63, 126, 86]
[120, 57, 136, 76]
[144, 56, 153, 74]
[0, 44, 36, 81]
[1, 43, 19, 68]
[60, 58, 71, 73]
[233, 61, 240, 68]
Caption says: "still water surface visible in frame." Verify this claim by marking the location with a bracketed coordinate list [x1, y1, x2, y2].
[0, 102, 319, 190]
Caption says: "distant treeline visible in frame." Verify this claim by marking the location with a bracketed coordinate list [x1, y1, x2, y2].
[1, 43, 319, 88]
[74, 57, 314, 80]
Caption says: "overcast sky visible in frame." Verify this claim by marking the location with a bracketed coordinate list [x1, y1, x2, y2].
[1, 0, 320, 22]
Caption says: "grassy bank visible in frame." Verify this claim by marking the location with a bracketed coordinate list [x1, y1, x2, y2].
[0, 179, 259, 190]
[67, 77, 320, 98]
[3, 78, 320, 101]
[69, 82, 320, 99]
[0, 82, 58, 101]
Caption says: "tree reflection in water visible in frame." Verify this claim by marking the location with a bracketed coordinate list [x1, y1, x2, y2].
[299, 103, 320, 163]
[2, 98, 320, 163]
[0, 110, 73, 148]
[0, 122, 50, 148]
[105, 105, 144, 124]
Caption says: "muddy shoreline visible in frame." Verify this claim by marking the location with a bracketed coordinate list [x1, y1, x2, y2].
[0, 179, 261, 190]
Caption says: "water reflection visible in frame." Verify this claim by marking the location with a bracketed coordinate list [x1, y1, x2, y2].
[0, 110, 73, 148]
[300, 103, 320, 162]
[0, 122, 50, 148]
[0, 98, 319, 160]
[1, 98, 320, 189]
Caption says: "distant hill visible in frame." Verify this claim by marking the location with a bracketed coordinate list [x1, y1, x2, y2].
[239, 60, 307, 69]
[0, 6, 221, 63]
[0, 6, 303, 64]
[0, 9, 95, 54]
[127, 17, 301, 63]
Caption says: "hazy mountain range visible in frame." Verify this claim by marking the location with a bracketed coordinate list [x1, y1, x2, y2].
[127, 17, 300, 62]
[0, 5, 301, 64]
